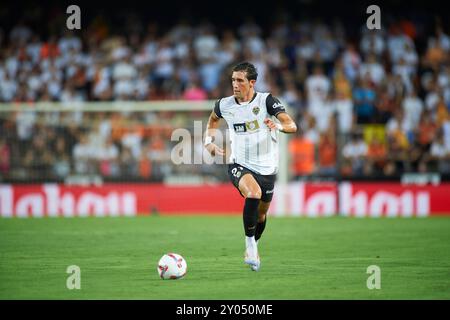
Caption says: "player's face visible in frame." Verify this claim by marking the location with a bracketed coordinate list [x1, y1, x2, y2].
[231, 71, 255, 100]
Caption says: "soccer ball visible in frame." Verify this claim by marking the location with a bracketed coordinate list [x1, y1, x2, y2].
[157, 253, 187, 280]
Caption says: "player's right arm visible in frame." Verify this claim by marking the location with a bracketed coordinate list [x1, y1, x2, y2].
[204, 109, 225, 156]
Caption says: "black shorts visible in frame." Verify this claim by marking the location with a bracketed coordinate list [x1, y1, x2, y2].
[227, 163, 277, 202]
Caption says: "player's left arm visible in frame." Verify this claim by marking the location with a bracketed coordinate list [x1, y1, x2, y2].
[264, 94, 297, 133]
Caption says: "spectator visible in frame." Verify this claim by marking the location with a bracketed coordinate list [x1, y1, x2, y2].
[0, 15, 449, 181]
[366, 136, 387, 175]
[289, 130, 315, 178]
[0, 138, 10, 176]
[429, 130, 450, 173]
[353, 75, 376, 124]
[98, 137, 120, 177]
[317, 131, 337, 175]
[342, 133, 368, 176]
[402, 89, 424, 135]
[183, 79, 208, 101]
[415, 110, 438, 153]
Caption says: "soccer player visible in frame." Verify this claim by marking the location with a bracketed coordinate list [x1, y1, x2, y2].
[204, 62, 297, 271]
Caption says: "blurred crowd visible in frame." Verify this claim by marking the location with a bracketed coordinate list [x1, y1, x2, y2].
[0, 14, 450, 182]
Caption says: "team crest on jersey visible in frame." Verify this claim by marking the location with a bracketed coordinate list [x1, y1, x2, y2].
[252, 106, 260, 115]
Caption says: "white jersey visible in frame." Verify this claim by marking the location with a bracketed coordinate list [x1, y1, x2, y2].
[214, 92, 287, 175]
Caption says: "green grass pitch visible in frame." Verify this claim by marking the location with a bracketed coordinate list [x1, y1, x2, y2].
[0, 215, 449, 299]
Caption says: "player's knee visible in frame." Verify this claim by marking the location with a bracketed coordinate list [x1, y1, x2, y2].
[245, 189, 262, 199]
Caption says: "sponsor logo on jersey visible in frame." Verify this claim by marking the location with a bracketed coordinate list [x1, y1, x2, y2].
[233, 120, 260, 133]
[233, 123, 246, 132]
[252, 106, 260, 115]
[266, 189, 274, 194]
[272, 102, 284, 109]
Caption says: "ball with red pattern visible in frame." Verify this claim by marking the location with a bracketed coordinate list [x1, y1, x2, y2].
[157, 253, 187, 280]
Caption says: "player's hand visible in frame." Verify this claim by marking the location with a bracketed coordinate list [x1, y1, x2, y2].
[205, 143, 225, 156]
[264, 118, 278, 131]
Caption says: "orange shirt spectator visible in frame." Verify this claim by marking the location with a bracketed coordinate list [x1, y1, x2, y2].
[139, 156, 152, 178]
[333, 70, 352, 99]
[367, 138, 387, 167]
[436, 98, 449, 127]
[399, 20, 417, 40]
[424, 41, 446, 67]
[0, 139, 10, 174]
[417, 115, 438, 146]
[318, 134, 336, 168]
[40, 39, 60, 59]
[289, 134, 315, 176]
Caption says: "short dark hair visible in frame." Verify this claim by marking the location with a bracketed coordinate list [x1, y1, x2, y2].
[232, 62, 258, 81]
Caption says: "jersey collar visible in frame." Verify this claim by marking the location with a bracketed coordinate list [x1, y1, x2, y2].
[235, 92, 258, 105]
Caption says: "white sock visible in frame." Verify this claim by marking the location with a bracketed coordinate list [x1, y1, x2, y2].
[245, 236, 257, 249]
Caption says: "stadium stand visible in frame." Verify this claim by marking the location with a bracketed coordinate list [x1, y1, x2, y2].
[0, 5, 449, 183]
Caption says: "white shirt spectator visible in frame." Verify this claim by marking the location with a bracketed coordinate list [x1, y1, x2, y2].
[114, 80, 134, 98]
[26, 40, 42, 64]
[199, 62, 222, 92]
[112, 45, 131, 61]
[265, 39, 282, 67]
[251, 59, 269, 92]
[27, 73, 43, 93]
[437, 30, 450, 52]
[402, 94, 424, 131]
[296, 38, 315, 61]
[113, 61, 137, 81]
[387, 114, 411, 136]
[174, 41, 190, 59]
[5, 55, 19, 77]
[73, 138, 94, 173]
[403, 44, 419, 66]
[245, 35, 265, 55]
[47, 79, 62, 100]
[98, 142, 119, 161]
[98, 120, 112, 140]
[58, 35, 82, 55]
[360, 33, 385, 56]
[305, 74, 330, 103]
[93, 79, 111, 98]
[425, 91, 440, 111]
[313, 100, 335, 133]
[442, 120, 450, 151]
[341, 47, 361, 82]
[343, 140, 368, 159]
[388, 33, 414, 63]
[359, 61, 385, 84]
[16, 111, 36, 140]
[334, 98, 354, 133]
[134, 76, 149, 99]
[317, 33, 338, 62]
[430, 140, 449, 158]
[121, 132, 142, 159]
[438, 67, 450, 88]
[154, 45, 175, 78]
[0, 76, 17, 101]
[194, 31, 219, 60]
[393, 60, 415, 92]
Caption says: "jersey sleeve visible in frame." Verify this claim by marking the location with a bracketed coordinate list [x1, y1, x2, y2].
[213, 98, 223, 118]
[266, 94, 286, 117]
